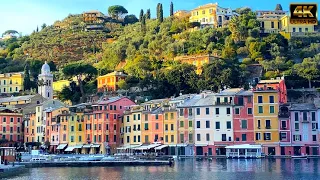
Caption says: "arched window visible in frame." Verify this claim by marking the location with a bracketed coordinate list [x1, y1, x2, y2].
[47, 92, 50, 98]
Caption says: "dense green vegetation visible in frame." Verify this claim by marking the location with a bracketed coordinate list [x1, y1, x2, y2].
[0, 4, 320, 103]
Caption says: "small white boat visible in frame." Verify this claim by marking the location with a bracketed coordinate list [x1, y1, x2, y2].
[292, 156, 307, 159]
[79, 155, 104, 161]
[101, 156, 116, 161]
[30, 157, 49, 162]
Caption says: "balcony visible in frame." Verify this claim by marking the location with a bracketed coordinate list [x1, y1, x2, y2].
[278, 112, 289, 118]
[266, 126, 271, 129]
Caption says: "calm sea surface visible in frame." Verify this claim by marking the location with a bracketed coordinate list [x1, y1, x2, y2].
[6, 158, 320, 180]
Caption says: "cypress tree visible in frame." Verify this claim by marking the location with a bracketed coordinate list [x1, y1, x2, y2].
[23, 63, 31, 91]
[146, 9, 151, 19]
[141, 15, 146, 32]
[139, 9, 144, 22]
[157, 3, 161, 19]
[159, 4, 163, 23]
[170, 2, 174, 16]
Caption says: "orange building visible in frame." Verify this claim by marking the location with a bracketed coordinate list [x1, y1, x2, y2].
[0, 108, 23, 145]
[143, 108, 164, 144]
[24, 111, 36, 143]
[97, 71, 127, 92]
[174, 54, 219, 74]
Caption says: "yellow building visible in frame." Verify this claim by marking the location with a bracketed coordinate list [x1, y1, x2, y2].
[174, 10, 190, 18]
[280, 15, 316, 39]
[163, 108, 178, 145]
[53, 80, 70, 92]
[175, 54, 219, 74]
[189, 3, 218, 28]
[68, 112, 85, 153]
[123, 105, 143, 146]
[97, 71, 127, 92]
[256, 10, 286, 33]
[0, 72, 24, 93]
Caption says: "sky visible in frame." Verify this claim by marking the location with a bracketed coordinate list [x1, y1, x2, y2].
[0, 0, 309, 35]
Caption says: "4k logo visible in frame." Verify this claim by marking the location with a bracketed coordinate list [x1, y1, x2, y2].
[290, 3, 318, 25]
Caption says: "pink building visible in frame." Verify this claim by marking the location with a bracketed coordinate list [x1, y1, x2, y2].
[90, 97, 135, 153]
[290, 103, 319, 156]
[0, 108, 23, 146]
[233, 91, 254, 144]
[278, 104, 291, 155]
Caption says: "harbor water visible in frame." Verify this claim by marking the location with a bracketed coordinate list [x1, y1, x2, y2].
[6, 158, 320, 180]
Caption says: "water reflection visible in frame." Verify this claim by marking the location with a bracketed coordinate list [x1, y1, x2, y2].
[6, 159, 320, 180]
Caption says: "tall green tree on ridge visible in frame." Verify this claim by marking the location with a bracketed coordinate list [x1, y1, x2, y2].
[108, 5, 128, 20]
[170, 2, 174, 16]
[146, 9, 151, 19]
[159, 3, 163, 23]
[139, 9, 144, 22]
[157, 3, 161, 19]
[23, 63, 31, 91]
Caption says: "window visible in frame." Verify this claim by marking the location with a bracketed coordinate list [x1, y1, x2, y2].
[235, 108, 240, 115]
[247, 108, 252, 115]
[113, 114, 116, 120]
[114, 105, 116, 110]
[258, 106, 263, 113]
[217, 97, 220, 104]
[196, 108, 200, 115]
[106, 113, 109, 119]
[206, 108, 209, 115]
[281, 121, 286, 129]
[170, 113, 174, 119]
[303, 112, 307, 121]
[305, 28, 308, 32]
[165, 124, 168, 131]
[293, 27, 296, 32]
[215, 122, 220, 129]
[144, 123, 149, 130]
[113, 135, 116, 142]
[269, 106, 275, 113]
[179, 109, 183, 116]
[269, 96, 274, 103]
[114, 124, 117, 131]
[264, 133, 271, 140]
[312, 112, 316, 121]
[98, 114, 102, 119]
[71, 136, 74, 142]
[133, 114, 136, 120]
[242, 134, 247, 141]
[188, 134, 193, 142]
[180, 121, 184, 127]
[241, 120, 247, 129]
[313, 135, 317, 141]
[155, 123, 159, 130]
[155, 114, 159, 120]
[2, 117, 6, 122]
[197, 134, 201, 141]
[180, 134, 184, 143]
[188, 121, 192, 127]
[94, 124, 97, 130]
[126, 136, 130, 143]
[188, 108, 192, 116]
[206, 121, 210, 128]
[98, 135, 101, 142]
[295, 123, 299, 130]
[226, 108, 231, 115]
[71, 126, 74, 132]
[171, 135, 174, 142]
[222, 134, 227, 141]
[165, 113, 168, 120]
[17, 118, 20, 122]
[202, 10, 205, 14]
[224, 97, 228, 103]
[215, 108, 219, 115]
[247, 96, 252, 103]
[299, 28, 302, 32]
[312, 123, 318, 130]
[145, 135, 149, 143]
[266, 120, 271, 129]
[98, 124, 101, 130]
[196, 121, 200, 128]
[293, 135, 301, 141]
[79, 136, 82, 142]
[126, 116, 129, 122]
[145, 114, 148, 121]
[134, 136, 136, 142]
[165, 135, 168, 142]
[155, 134, 158, 142]
[138, 114, 141, 120]
[258, 96, 263, 103]
[295, 112, 299, 121]
[280, 132, 287, 140]
[106, 124, 109, 130]
[271, 22, 274, 28]
[227, 121, 231, 129]
[256, 133, 261, 140]
[171, 124, 174, 131]
[206, 133, 210, 141]
[10, 127, 13, 133]
[10, 117, 14, 122]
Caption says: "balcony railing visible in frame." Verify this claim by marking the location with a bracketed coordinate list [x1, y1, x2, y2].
[266, 126, 271, 129]
[278, 112, 289, 118]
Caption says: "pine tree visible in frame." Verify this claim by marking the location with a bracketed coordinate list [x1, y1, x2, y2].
[146, 9, 151, 19]
[36, 26, 39, 32]
[23, 63, 31, 91]
[170, 2, 174, 16]
[159, 4, 163, 23]
[139, 9, 144, 22]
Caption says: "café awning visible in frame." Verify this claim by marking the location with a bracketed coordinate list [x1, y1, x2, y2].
[134, 143, 161, 150]
[155, 145, 168, 150]
[74, 145, 83, 149]
[56, 144, 68, 150]
[65, 146, 75, 151]
[91, 144, 100, 148]
[83, 144, 92, 148]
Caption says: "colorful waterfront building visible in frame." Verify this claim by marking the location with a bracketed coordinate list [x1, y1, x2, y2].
[0, 108, 23, 146]
[233, 91, 255, 145]
[290, 103, 319, 156]
[123, 105, 143, 147]
[24, 111, 36, 143]
[0, 72, 24, 94]
[193, 92, 215, 156]
[176, 95, 201, 156]
[97, 71, 127, 92]
[253, 78, 287, 155]
[278, 103, 291, 155]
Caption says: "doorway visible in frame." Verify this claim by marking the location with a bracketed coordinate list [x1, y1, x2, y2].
[281, 147, 285, 155]
[268, 147, 275, 155]
[306, 146, 310, 155]
[294, 146, 301, 156]
[196, 147, 203, 155]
